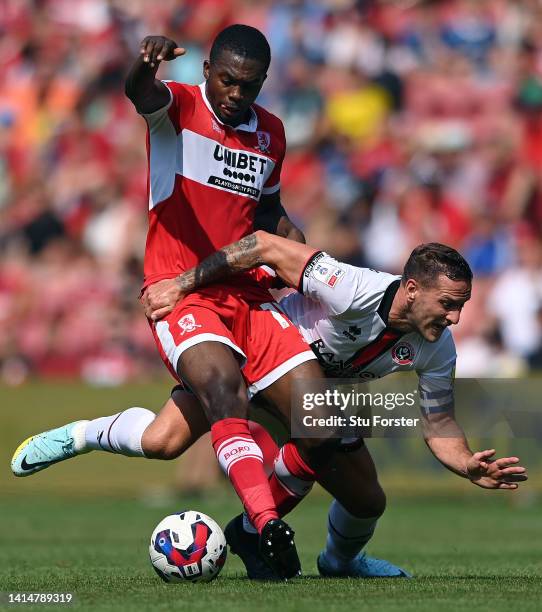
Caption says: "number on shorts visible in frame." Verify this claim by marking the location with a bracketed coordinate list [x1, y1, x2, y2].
[260, 302, 290, 329]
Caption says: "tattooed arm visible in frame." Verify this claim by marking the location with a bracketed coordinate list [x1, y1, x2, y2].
[142, 231, 317, 320]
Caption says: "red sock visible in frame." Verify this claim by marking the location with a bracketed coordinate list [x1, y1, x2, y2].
[268, 442, 317, 516]
[211, 418, 278, 533]
[248, 420, 279, 476]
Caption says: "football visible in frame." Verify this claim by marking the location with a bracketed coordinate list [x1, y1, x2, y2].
[149, 511, 227, 583]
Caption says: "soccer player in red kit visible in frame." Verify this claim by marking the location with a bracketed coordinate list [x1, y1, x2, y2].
[11, 26, 343, 581]
[124, 25, 327, 578]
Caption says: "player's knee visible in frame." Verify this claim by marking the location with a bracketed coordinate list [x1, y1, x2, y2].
[294, 436, 342, 469]
[200, 374, 249, 423]
[345, 485, 386, 519]
[306, 436, 342, 454]
[365, 486, 386, 518]
[142, 424, 183, 460]
[143, 438, 183, 460]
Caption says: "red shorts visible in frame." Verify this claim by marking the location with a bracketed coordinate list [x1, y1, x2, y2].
[151, 284, 316, 397]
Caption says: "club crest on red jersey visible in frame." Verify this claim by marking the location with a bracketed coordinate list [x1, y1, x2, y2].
[178, 314, 202, 335]
[392, 342, 415, 365]
[211, 118, 223, 134]
[256, 131, 271, 153]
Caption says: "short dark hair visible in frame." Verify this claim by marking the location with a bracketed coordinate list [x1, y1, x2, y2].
[402, 243, 473, 287]
[210, 24, 271, 70]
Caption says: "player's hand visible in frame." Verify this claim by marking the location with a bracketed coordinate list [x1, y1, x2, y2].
[140, 36, 186, 68]
[141, 279, 186, 321]
[466, 449, 528, 490]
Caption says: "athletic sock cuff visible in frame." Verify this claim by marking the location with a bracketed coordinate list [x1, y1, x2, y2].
[211, 419, 263, 476]
[282, 442, 317, 480]
[211, 418, 251, 446]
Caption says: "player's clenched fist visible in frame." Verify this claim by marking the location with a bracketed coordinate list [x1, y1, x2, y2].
[140, 36, 186, 67]
[141, 278, 186, 321]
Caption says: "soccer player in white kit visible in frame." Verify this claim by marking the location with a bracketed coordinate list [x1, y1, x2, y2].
[12, 235, 527, 579]
[140, 232, 527, 576]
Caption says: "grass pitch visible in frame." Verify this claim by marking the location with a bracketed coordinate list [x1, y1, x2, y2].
[1, 382, 540, 611]
[0, 494, 540, 612]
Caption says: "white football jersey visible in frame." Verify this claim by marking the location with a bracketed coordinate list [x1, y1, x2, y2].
[279, 252, 456, 414]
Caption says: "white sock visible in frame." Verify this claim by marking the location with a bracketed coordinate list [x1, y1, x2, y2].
[71, 421, 90, 453]
[83, 407, 156, 457]
[322, 500, 378, 568]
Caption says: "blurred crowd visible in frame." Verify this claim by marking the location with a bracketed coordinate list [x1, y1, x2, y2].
[1, 0, 542, 385]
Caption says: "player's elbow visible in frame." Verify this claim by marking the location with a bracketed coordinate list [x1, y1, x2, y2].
[124, 81, 134, 101]
[124, 80, 143, 109]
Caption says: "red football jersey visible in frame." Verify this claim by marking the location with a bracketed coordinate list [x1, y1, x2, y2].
[141, 81, 286, 289]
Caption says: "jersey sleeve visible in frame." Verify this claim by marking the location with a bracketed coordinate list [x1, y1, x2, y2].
[299, 253, 400, 318]
[140, 81, 195, 132]
[261, 118, 286, 195]
[298, 252, 362, 316]
[416, 329, 456, 415]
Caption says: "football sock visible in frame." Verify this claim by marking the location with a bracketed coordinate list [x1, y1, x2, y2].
[240, 422, 278, 534]
[247, 420, 279, 476]
[322, 500, 378, 567]
[83, 407, 156, 457]
[211, 418, 278, 534]
[268, 442, 316, 516]
[70, 421, 89, 453]
[241, 440, 318, 532]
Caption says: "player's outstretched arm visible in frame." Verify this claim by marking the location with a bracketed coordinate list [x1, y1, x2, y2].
[423, 412, 527, 490]
[142, 231, 317, 320]
[125, 35, 186, 115]
[191, 230, 316, 287]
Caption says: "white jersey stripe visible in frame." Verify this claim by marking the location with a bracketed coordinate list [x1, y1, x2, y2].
[181, 129, 275, 201]
[145, 93, 179, 210]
